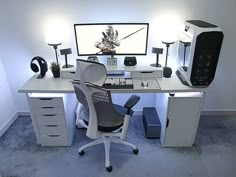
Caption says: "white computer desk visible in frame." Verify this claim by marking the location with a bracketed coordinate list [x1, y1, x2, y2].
[19, 71, 207, 147]
[19, 73, 206, 93]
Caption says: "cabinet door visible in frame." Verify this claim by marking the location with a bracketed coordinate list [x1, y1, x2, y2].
[163, 93, 202, 146]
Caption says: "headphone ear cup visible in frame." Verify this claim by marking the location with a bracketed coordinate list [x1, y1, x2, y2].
[31, 63, 39, 72]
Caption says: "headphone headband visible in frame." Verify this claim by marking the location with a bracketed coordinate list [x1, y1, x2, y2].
[31, 56, 47, 64]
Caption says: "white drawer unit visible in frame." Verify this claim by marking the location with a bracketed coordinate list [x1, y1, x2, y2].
[27, 93, 77, 146]
[155, 92, 204, 147]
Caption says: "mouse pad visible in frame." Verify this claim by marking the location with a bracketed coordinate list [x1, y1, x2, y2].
[133, 79, 161, 90]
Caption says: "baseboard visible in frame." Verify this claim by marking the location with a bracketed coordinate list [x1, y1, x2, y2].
[133, 110, 143, 116]
[0, 113, 18, 138]
[135, 109, 236, 117]
[201, 109, 236, 116]
[18, 112, 31, 117]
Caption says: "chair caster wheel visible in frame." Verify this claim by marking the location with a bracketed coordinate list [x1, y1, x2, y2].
[133, 148, 139, 155]
[106, 166, 113, 172]
[78, 150, 85, 155]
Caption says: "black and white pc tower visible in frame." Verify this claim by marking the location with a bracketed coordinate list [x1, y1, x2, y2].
[176, 20, 224, 87]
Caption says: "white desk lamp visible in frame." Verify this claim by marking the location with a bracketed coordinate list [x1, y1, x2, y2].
[162, 41, 175, 78]
[45, 34, 62, 65]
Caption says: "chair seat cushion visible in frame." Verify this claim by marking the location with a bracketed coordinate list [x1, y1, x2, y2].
[83, 104, 133, 132]
[83, 119, 123, 132]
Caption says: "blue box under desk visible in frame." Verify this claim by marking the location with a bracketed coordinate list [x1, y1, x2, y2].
[143, 107, 161, 139]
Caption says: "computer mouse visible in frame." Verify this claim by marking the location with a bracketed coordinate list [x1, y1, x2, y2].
[141, 81, 148, 88]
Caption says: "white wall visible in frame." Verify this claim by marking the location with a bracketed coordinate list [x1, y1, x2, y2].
[0, 56, 17, 135]
[0, 0, 235, 112]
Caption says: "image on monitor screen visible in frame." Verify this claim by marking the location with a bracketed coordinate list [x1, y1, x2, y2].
[74, 23, 149, 56]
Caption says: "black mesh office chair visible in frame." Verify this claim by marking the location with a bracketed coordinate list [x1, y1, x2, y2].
[72, 59, 140, 172]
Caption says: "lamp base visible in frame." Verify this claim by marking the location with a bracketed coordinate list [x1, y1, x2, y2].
[181, 66, 188, 72]
[150, 63, 161, 67]
[62, 64, 74, 68]
[163, 67, 172, 78]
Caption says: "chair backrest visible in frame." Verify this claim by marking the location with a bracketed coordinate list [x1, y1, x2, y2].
[73, 82, 124, 133]
[73, 59, 109, 139]
[73, 59, 106, 86]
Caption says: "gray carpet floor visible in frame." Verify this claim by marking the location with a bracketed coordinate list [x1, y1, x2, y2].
[0, 115, 236, 177]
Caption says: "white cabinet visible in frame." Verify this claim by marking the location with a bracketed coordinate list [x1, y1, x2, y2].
[26, 93, 77, 146]
[155, 92, 203, 147]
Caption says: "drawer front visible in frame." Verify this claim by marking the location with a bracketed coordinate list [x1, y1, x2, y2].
[131, 71, 163, 78]
[38, 124, 67, 135]
[61, 71, 76, 79]
[36, 114, 65, 125]
[34, 107, 64, 115]
[29, 97, 63, 108]
[40, 135, 69, 146]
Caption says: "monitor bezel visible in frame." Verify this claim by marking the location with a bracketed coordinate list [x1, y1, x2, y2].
[74, 23, 149, 56]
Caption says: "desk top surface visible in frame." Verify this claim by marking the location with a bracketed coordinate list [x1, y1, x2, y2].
[18, 73, 207, 94]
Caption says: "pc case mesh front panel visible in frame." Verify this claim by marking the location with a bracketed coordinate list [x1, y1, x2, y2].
[190, 31, 224, 86]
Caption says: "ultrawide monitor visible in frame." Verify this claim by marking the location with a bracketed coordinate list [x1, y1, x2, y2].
[74, 23, 149, 56]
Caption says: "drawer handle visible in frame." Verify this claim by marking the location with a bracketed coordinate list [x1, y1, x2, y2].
[69, 72, 76, 74]
[43, 114, 56, 116]
[39, 98, 53, 100]
[41, 107, 54, 109]
[45, 125, 59, 127]
[48, 135, 60, 137]
[166, 118, 169, 128]
[140, 71, 153, 74]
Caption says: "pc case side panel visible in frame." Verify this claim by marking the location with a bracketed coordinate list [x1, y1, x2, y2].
[190, 31, 224, 86]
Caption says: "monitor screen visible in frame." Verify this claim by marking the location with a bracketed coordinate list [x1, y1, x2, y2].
[74, 23, 149, 56]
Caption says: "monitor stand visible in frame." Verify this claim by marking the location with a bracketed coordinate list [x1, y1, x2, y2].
[107, 54, 117, 66]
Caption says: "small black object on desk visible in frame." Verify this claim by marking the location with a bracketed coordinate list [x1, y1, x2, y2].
[150, 47, 163, 67]
[60, 48, 73, 68]
[124, 56, 137, 66]
[162, 41, 175, 78]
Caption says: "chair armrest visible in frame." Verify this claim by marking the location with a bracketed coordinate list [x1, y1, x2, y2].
[124, 95, 140, 115]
